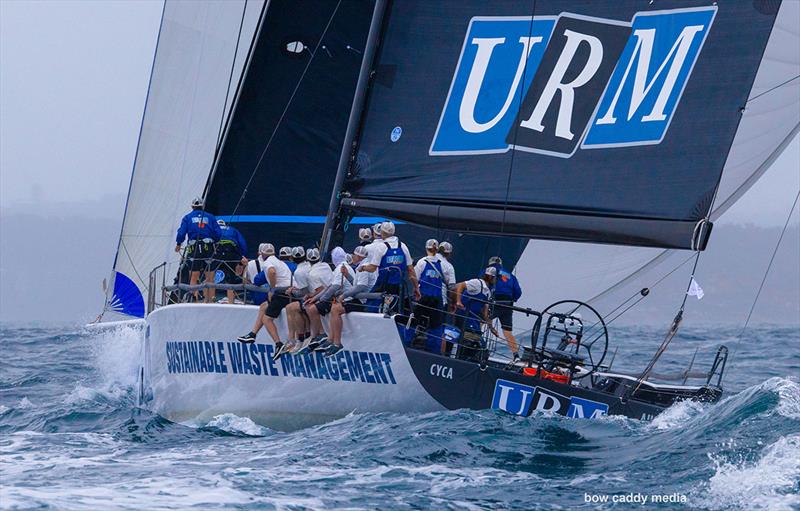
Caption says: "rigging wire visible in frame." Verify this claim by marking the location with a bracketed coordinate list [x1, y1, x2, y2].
[721, 188, 800, 385]
[745, 74, 800, 105]
[226, 0, 343, 222]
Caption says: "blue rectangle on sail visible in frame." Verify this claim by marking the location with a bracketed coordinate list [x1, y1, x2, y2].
[582, 7, 716, 148]
[429, 17, 555, 155]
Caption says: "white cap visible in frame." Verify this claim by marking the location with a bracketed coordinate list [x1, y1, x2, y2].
[191, 197, 204, 207]
[217, 219, 226, 226]
[425, 239, 438, 250]
[358, 228, 372, 241]
[259, 243, 275, 256]
[306, 248, 321, 262]
[439, 241, 453, 254]
[488, 256, 502, 266]
[372, 223, 382, 237]
[279, 246, 291, 257]
[353, 245, 369, 258]
[380, 221, 395, 236]
[484, 267, 497, 277]
[292, 246, 305, 258]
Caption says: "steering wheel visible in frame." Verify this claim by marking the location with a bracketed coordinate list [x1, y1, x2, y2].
[539, 300, 609, 380]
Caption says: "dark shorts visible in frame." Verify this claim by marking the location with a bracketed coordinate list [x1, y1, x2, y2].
[414, 295, 444, 330]
[492, 297, 514, 330]
[314, 300, 332, 316]
[343, 301, 368, 313]
[265, 291, 291, 318]
[187, 242, 214, 272]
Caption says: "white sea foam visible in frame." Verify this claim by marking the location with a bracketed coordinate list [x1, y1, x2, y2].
[206, 413, 270, 436]
[0, 405, 8, 416]
[647, 398, 705, 430]
[701, 434, 800, 511]
[88, 323, 144, 390]
[771, 377, 800, 420]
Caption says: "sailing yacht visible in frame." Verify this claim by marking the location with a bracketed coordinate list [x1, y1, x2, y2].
[101, 0, 798, 430]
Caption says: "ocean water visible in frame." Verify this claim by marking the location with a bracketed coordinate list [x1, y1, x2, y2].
[0, 323, 798, 510]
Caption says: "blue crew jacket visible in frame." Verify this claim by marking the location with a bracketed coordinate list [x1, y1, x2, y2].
[219, 224, 247, 257]
[176, 210, 222, 244]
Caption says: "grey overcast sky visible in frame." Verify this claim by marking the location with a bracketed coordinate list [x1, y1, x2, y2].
[1, 0, 798, 225]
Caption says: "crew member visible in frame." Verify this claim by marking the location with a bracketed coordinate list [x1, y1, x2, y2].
[288, 248, 332, 354]
[488, 256, 523, 361]
[321, 245, 376, 356]
[453, 268, 498, 361]
[214, 219, 248, 304]
[413, 239, 449, 351]
[300, 247, 350, 354]
[237, 244, 292, 350]
[358, 228, 372, 246]
[359, 221, 420, 301]
[274, 247, 312, 357]
[175, 197, 222, 303]
[245, 243, 273, 305]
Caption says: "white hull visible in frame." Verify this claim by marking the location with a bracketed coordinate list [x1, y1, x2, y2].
[144, 304, 443, 430]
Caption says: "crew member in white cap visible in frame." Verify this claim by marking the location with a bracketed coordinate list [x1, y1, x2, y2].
[360, 221, 419, 300]
[413, 239, 449, 348]
[244, 243, 273, 306]
[452, 267, 498, 360]
[358, 227, 373, 247]
[319, 244, 377, 356]
[237, 243, 292, 346]
[286, 248, 332, 354]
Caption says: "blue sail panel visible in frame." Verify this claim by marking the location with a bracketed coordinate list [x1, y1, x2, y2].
[108, 272, 146, 318]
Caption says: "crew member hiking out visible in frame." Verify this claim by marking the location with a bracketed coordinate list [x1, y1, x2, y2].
[215, 219, 248, 304]
[488, 256, 523, 361]
[175, 197, 222, 303]
[237, 243, 292, 349]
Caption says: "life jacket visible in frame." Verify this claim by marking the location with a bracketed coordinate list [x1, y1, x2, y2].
[461, 280, 489, 332]
[418, 258, 444, 299]
[375, 241, 406, 288]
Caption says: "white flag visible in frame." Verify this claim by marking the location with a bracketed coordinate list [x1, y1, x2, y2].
[687, 278, 704, 300]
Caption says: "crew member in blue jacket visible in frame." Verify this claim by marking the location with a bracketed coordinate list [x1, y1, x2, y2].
[488, 256, 523, 361]
[215, 219, 248, 304]
[175, 197, 222, 303]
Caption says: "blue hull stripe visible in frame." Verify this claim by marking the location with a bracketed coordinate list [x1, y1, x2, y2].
[217, 215, 403, 225]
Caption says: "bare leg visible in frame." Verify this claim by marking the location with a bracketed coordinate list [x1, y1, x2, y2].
[504, 329, 518, 355]
[204, 271, 215, 303]
[251, 302, 268, 334]
[189, 271, 200, 301]
[227, 289, 236, 304]
[285, 302, 300, 341]
[264, 316, 281, 343]
[330, 303, 345, 346]
[306, 305, 322, 337]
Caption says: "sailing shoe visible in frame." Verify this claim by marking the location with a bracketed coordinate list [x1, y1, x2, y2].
[271, 341, 285, 361]
[237, 332, 256, 344]
[313, 339, 332, 352]
[324, 344, 343, 358]
[302, 334, 327, 354]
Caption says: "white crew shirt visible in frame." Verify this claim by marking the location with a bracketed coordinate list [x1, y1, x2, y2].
[434, 253, 456, 286]
[263, 255, 292, 287]
[307, 261, 333, 294]
[366, 236, 412, 268]
[245, 257, 267, 283]
[354, 260, 378, 289]
[463, 278, 491, 298]
[292, 261, 312, 292]
[330, 262, 355, 294]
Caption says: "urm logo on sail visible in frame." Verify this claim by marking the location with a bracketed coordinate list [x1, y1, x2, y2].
[429, 7, 716, 158]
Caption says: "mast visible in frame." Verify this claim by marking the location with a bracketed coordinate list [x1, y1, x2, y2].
[320, 0, 388, 256]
